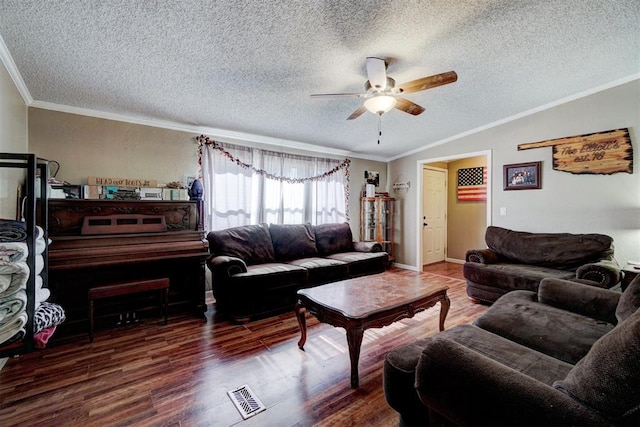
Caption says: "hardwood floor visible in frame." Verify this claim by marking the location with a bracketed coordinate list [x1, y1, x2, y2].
[0, 263, 485, 426]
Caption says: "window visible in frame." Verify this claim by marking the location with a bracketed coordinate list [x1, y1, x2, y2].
[199, 137, 349, 231]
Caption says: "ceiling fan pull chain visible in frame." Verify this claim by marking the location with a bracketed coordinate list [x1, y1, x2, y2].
[377, 114, 382, 144]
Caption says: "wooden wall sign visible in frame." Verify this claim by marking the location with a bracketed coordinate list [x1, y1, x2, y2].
[517, 128, 633, 175]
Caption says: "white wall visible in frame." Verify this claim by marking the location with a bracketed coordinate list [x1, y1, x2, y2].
[0, 58, 28, 218]
[389, 79, 640, 268]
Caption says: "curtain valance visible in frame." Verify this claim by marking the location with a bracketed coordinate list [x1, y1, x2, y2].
[197, 135, 350, 184]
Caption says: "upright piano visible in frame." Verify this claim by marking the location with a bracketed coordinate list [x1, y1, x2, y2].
[42, 199, 209, 339]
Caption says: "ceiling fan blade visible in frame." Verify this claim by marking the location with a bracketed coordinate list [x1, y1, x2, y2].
[395, 97, 425, 116]
[366, 57, 388, 91]
[398, 71, 458, 94]
[310, 93, 365, 98]
[347, 105, 367, 120]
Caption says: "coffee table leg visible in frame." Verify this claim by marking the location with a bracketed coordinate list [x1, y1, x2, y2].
[295, 301, 307, 350]
[439, 294, 450, 331]
[346, 327, 364, 388]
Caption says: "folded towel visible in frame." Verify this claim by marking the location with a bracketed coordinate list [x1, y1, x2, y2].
[0, 257, 43, 295]
[2, 328, 25, 346]
[0, 289, 26, 323]
[0, 263, 28, 295]
[0, 312, 27, 345]
[0, 244, 24, 264]
[0, 236, 47, 264]
[0, 220, 26, 242]
[36, 287, 50, 307]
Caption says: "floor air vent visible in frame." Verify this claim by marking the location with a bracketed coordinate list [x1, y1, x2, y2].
[227, 384, 266, 419]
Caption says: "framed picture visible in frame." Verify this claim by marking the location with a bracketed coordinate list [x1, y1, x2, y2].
[503, 161, 541, 190]
[365, 170, 380, 187]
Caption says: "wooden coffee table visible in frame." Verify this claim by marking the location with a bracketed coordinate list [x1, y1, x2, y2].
[295, 272, 450, 388]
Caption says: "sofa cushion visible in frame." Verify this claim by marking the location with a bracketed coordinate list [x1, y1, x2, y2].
[485, 226, 613, 268]
[232, 262, 308, 288]
[224, 263, 309, 320]
[314, 222, 354, 255]
[287, 257, 348, 285]
[440, 325, 574, 385]
[384, 336, 434, 424]
[206, 224, 275, 265]
[464, 262, 575, 295]
[326, 251, 387, 277]
[616, 274, 640, 322]
[537, 278, 620, 325]
[553, 308, 640, 422]
[474, 290, 615, 364]
[269, 223, 318, 261]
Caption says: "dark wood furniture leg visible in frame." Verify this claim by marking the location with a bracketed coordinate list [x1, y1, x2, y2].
[295, 301, 307, 350]
[88, 278, 170, 343]
[163, 287, 169, 325]
[439, 295, 450, 331]
[89, 300, 95, 343]
[346, 326, 365, 388]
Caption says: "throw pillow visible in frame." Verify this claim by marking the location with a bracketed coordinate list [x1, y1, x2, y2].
[206, 224, 275, 265]
[269, 223, 317, 261]
[314, 223, 354, 255]
[553, 308, 640, 421]
[616, 274, 640, 323]
[485, 226, 613, 268]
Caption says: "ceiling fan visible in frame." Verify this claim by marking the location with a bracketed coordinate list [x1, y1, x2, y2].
[310, 57, 457, 120]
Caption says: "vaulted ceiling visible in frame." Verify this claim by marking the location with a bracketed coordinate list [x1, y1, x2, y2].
[1, 1, 638, 160]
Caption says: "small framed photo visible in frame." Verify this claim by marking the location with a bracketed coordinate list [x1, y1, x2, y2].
[365, 170, 380, 187]
[503, 161, 541, 190]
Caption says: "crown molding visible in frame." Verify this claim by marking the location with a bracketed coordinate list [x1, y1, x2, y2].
[29, 100, 389, 162]
[0, 34, 32, 105]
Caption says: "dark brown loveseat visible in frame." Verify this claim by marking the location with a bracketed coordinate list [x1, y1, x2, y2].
[383, 275, 640, 426]
[464, 226, 621, 303]
[206, 222, 388, 322]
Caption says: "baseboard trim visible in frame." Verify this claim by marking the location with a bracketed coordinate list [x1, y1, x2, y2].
[392, 262, 419, 271]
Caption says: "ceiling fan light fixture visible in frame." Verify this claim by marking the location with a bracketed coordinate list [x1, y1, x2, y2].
[364, 95, 397, 115]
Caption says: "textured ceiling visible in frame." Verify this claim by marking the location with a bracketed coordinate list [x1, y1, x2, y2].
[1, 1, 639, 160]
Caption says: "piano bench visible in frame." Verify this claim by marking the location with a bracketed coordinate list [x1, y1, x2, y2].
[88, 278, 170, 342]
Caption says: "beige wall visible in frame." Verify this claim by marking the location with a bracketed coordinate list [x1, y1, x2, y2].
[27, 108, 386, 234]
[446, 157, 487, 260]
[28, 109, 201, 186]
[389, 79, 640, 269]
[0, 59, 28, 218]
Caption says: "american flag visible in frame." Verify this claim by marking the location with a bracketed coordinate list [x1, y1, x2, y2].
[457, 167, 487, 201]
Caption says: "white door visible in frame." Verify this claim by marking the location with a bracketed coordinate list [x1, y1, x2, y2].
[422, 167, 447, 265]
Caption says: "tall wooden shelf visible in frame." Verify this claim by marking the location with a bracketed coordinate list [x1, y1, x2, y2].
[0, 153, 48, 357]
[360, 197, 395, 260]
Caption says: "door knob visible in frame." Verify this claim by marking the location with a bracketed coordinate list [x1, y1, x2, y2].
[423, 223, 428, 227]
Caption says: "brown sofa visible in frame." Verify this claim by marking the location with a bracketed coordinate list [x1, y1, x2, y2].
[383, 275, 640, 426]
[206, 222, 388, 322]
[464, 226, 621, 303]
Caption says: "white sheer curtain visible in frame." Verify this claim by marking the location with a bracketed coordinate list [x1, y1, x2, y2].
[200, 142, 254, 230]
[199, 139, 348, 232]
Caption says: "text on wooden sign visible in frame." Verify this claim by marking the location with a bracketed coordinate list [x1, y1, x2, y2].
[517, 128, 632, 175]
